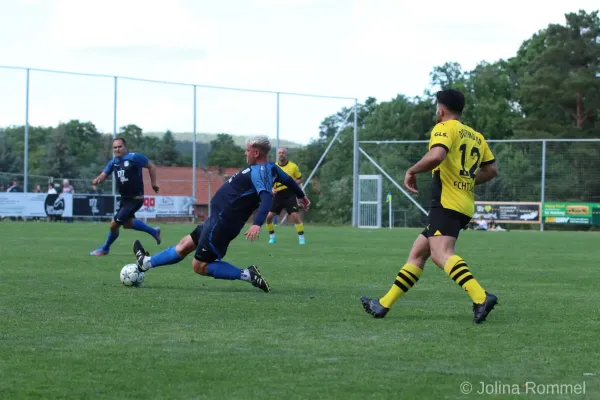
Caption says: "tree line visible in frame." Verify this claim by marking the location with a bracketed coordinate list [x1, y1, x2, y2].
[1, 10, 598, 227]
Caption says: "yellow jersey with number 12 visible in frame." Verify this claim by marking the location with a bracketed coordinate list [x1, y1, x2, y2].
[274, 160, 302, 192]
[428, 120, 495, 217]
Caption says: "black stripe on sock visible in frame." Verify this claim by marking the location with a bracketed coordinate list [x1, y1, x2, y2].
[452, 268, 469, 283]
[450, 262, 467, 275]
[269, 231, 274, 234]
[457, 275, 473, 287]
[298, 231, 304, 235]
[393, 279, 409, 292]
[398, 271, 416, 287]
[404, 269, 420, 282]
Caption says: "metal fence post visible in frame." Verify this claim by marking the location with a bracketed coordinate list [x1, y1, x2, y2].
[24, 68, 30, 192]
[540, 139, 547, 231]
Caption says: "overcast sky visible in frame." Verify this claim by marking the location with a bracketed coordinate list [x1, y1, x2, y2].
[0, 0, 597, 144]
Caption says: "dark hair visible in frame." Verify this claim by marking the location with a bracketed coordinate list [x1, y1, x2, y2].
[436, 89, 465, 114]
[113, 137, 127, 145]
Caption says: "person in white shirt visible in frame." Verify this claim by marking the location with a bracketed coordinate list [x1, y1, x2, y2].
[47, 183, 57, 194]
[475, 216, 488, 231]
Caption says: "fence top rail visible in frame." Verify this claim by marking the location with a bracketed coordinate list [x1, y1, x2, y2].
[0, 65, 357, 101]
[359, 138, 600, 144]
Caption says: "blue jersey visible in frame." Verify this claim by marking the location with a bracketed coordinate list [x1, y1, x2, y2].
[211, 162, 297, 227]
[103, 152, 149, 198]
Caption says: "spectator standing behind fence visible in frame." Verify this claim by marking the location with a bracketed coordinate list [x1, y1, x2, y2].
[7, 180, 22, 192]
[61, 179, 75, 223]
[89, 137, 161, 256]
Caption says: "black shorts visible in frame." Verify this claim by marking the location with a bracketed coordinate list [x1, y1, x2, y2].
[421, 207, 472, 239]
[189, 216, 242, 263]
[114, 198, 144, 225]
[271, 189, 299, 215]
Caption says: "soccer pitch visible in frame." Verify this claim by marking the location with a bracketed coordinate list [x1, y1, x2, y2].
[1, 222, 598, 399]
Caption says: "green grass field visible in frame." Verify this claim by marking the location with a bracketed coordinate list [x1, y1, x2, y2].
[1, 222, 598, 399]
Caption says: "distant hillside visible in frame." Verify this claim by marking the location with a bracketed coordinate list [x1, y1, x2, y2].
[145, 132, 304, 149]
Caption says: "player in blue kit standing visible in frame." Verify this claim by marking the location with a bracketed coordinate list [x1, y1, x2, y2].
[90, 137, 162, 256]
[131, 135, 310, 292]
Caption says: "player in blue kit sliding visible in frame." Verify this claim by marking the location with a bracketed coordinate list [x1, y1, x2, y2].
[132, 135, 310, 292]
[90, 137, 161, 256]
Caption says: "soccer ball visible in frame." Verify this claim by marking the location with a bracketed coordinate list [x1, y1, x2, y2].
[120, 264, 145, 287]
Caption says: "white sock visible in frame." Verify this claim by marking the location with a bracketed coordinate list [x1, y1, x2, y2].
[269, 233, 275, 239]
[299, 234, 305, 240]
[143, 256, 153, 270]
[240, 269, 251, 281]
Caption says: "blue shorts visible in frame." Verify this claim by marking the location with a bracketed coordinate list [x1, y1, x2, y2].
[114, 198, 144, 225]
[190, 216, 243, 263]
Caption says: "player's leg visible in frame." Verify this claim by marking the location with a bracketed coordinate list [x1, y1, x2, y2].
[121, 199, 161, 245]
[267, 197, 284, 244]
[90, 217, 122, 256]
[289, 212, 305, 244]
[360, 232, 430, 318]
[428, 209, 497, 324]
[133, 228, 199, 272]
[192, 221, 270, 292]
[266, 211, 277, 244]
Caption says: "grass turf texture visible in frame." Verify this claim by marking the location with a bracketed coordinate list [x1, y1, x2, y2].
[0, 222, 598, 399]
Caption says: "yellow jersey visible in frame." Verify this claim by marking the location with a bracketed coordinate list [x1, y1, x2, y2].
[274, 160, 302, 192]
[428, 120, 495, 217]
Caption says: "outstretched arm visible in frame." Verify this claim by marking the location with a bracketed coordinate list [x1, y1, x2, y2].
[146, 161, 159, 193]
[274, 166, 305, 198]
[93, 160, 113, 185]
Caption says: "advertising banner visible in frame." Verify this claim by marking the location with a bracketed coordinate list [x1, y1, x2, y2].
[473, 202, 541, 224]
[542, 202, 600, 225]
[0, 193, 73, 217]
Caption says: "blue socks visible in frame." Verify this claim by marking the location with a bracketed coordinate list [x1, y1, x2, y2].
[207, 261, 242, 280]
[132, 219, 157, 238]
[102, 231, 119, 251]
[149, 247, 183, 269]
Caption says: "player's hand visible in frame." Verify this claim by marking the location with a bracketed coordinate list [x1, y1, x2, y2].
[92, 177, 101, 185]
[244, 225, 261, 241]
[152, 184, 160, 193]
[272, 188, 277, 195]
[404, 170, 418, 194]
[298, 196, 311, 211]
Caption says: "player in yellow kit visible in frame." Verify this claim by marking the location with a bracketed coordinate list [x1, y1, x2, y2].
[265, 147, 306, 245]
[360, 89, 500, 324]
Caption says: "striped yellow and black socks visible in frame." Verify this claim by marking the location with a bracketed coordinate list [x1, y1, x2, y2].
[266, 223, 275, 239]
[443, 255, 486, 304]
[295, 223, 305, 240]
[379, 263, 423, 308]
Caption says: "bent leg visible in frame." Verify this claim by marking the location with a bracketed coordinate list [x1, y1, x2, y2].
[378, 233, 430, 308]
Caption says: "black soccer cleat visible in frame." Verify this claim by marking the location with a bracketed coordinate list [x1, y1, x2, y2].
[133, 240, 150, 272]
[360, 296, 389, 318]
[248, 265, 270, 293]
[472, 292, 498, 324]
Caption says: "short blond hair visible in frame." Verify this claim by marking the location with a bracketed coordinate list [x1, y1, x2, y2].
[246, 135, 271, 156]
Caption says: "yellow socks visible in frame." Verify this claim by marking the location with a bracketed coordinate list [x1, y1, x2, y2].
[379, 263, 423, 308]
[443, 255, 486, 304]
[295, 223, 304, 235]
[266, 223, 275, 234]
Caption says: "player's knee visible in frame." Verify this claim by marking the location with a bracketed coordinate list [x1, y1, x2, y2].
[430, 251, 453, 268]
[192, 260, 208, 275]
[110, 220, 121, 231]
[176, 236, 195, 257]
[122, 219, 134, 229]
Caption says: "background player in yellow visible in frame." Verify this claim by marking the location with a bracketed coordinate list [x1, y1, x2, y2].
[265, 147, 306, 245]
[360, 89, 500, 324]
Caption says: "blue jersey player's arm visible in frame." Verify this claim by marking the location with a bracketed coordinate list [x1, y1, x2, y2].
[130, 152, 160, 193]
[273, 165, 305, 199]
[93, 159, 115, 185]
